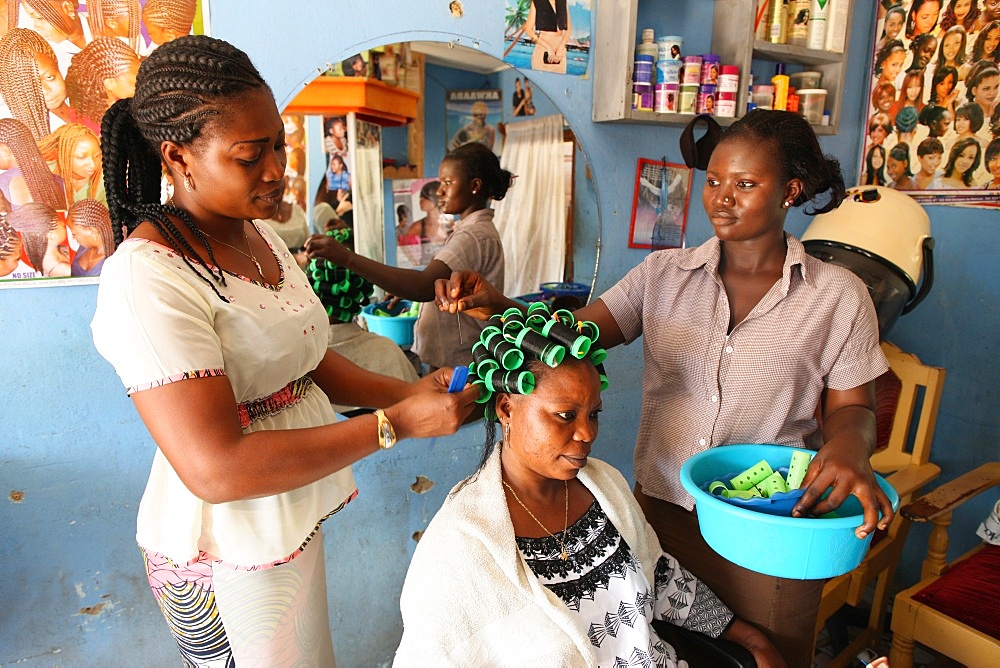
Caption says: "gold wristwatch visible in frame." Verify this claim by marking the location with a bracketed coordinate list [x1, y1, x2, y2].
[374, 409, 397, 450]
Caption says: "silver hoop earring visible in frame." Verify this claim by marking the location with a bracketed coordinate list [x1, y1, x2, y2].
[183, 175, 193, 192]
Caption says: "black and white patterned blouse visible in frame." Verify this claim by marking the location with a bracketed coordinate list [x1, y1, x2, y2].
[515, 500, 734, 667]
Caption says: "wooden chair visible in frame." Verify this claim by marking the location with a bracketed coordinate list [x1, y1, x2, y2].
[889, 462, 1000, 667]
[814, 341, 945, 667]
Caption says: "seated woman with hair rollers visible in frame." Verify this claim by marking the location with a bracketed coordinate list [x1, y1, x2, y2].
[395, 303, 784, 666]
[435, 109, 894, 667]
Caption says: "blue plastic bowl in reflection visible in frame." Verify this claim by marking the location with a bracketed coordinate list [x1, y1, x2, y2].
[680, 444, 899, 580]
[360, 300, 417, 347]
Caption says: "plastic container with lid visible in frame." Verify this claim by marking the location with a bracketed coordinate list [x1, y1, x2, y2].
[789, 70, 822, 91]
[718, 65, 741, 93]
[797, 88, 827, 124]
[700, 54, 721, 85]
[655, 58, 682, 85]
[751, 84, 775, 110]
[678, 83, 699, 114]
[656, 35, 683, 61]
[681, 55, 703, 84]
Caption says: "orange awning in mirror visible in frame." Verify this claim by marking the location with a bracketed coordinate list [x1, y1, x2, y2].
[283, 77, 419, 126]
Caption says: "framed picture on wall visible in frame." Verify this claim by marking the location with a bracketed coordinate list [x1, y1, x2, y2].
[628, 159, 693, 250]
[445, 90, 503, 154]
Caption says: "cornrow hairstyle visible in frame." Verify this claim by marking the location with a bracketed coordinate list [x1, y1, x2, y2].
[0, 118, 66, 210]
[306, 228, 374, 323]
[36, 123, 103, 207]
[86, 0, 142, 51]
[68, 198, 115, 256]
[22, 0, 78, 39]
[141, 0, 197, 38]
[8, 201, 60, 271]
[100, 34, 270, 301]
[721, 109, 847, 214]
[65, 37, 142, 128]
[443, 142, 515, 201]
[462, 302, 607, 484]
[0, 28, 61, 140]
[0, 215, 22, 263]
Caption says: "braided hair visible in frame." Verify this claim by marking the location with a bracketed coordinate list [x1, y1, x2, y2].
[22, 0, 80, 39]
[0, 118, 66, 210]
[306, 228, 375, 323]
[471, 302, 607, 476]
[0, 214, 22, 268]
[36, 123, 103, 207]
[65, 37, 142, 129]
[86, 0, 142, 51]
[100, 34, 269, 300]
[0, 28, 61, 140]
[68, 198, 116, 257]
[722, 109, 846, 215]
[8, 201, 61, 272]
[141, 0, 198, 42]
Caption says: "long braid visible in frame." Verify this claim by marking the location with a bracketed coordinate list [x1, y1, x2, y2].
[8, 201, 60, 272]
[86, 0, 142, 52]
[22, 0, 76, 37]
[0, 28, 57, 140]
[68, 198, 116, 256]
[0, 118, 66, 210]
[37, 124, 103, 207]
[101, 35, 270, 300]
[142, 0, 197, 38]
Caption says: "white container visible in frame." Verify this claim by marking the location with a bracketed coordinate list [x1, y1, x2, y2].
[657, 35, 684, 61]
[824, 0, 849, 52]
[807, 0, 829, 50]
[797, 88, 827, 124]
[789, 70, 822, 90]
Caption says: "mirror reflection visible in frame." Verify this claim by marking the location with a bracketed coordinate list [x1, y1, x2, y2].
[273, 41, 598, 377]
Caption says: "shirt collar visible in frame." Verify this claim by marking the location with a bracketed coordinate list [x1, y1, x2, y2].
[678, 234, 813, 288]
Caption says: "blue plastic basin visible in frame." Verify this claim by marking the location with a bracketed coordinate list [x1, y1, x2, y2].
[360, 300, 417, 347]
[680, 444, 899, 580]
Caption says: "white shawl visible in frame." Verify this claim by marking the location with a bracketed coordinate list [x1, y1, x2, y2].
[394, 447, 664, 666]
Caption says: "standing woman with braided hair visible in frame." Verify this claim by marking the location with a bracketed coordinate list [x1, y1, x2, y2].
[306, 141, 512, 371]
[91, 35, 478, 666]
[437, 110, 893, 666]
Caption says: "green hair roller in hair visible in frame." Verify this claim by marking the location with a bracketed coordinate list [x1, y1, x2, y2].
[482, 366, 536, 395]
[502, 319, 565, 368]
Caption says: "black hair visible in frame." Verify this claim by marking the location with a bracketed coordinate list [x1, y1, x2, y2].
[908, 32, 938, 68]
[101, 34, 269, 301]
[929, 65, 959, 105]
[721, 109, 846, 214]
[889, 143, 914, 178]
[940, 0, 979, 31]
[442, 142, 514, 201]
[917, 136, 944, 157]
[418, 180, 440, 206]
[881, 5, 906, 37]
[965, 60, 1000, 104]
[863, 144, 887, 186]
[943, 136, 982, 186]
[875, 39, 906, 75]
[971, 20, 1000, 61]
[905, 0, 941, 40]
[918, 104, 950, 131]
[985, 137, 1000, 169]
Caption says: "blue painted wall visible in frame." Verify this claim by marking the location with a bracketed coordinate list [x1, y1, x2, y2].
[2, 1, 997, 664]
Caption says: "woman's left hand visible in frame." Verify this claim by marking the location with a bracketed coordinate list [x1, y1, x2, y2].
[304, 233, 350, 266]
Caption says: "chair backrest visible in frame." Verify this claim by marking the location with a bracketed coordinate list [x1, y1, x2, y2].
[870, 340, 946, 474]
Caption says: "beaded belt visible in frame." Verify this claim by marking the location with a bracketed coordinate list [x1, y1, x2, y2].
[237, 376, 314, 428]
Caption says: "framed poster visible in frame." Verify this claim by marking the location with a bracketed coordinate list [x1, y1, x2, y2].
[861, 2, 1000, 207]
[446, 90, 503, 154]
[628, 159, 693, 250]
[502, 0, 593, 76]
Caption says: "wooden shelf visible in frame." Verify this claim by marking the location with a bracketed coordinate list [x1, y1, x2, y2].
[592, 0, 853, 134]
[284, 76, 420, 127]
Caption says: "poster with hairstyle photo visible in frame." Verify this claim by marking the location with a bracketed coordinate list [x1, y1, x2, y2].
[628, 158, 693, 250]
[863, 1, 1000, 208]
[391, 177, 450, 270]
[0, 0, 209, 288]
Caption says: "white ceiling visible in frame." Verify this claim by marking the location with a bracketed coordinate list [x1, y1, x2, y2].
[409, 40, 511, 75]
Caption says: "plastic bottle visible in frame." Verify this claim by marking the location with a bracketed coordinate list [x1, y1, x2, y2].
[636, 28, 658, 60]
[807, 0, 829, 50]
[771, 63, 790, 110]
[755, 0, 771, 41]
[787, 0, 811, 47]
[766, 0, 788, 44]
[824, 0, 850, 52]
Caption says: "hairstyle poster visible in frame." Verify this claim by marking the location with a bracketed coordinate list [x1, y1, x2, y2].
[628, 159, 693, 250]
[391, 177, 450, 270]
[503, 0, 592, 76]
[1, 0, 209, 288]
[446, 89, 503, 154]
[863, 1, 1000, 207]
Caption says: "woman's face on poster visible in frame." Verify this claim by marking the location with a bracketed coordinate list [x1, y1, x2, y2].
[871, 147, 885, 170]
[984, 27, 1000, 55]
[913, 1, 942, 36]
[974, 73, 1000, 108]
[104, 57, 141, 102]
[870, 124, 890, 144]
[933, 109, 954, 134]
[71, 135, 101, 182]
[875, 87, 895, 112]
[988, 151, 1000, 179]
[942, 31, 963, 61]
[22, 3, 69, 43]
[953, 144, 978, 174]
[954, 0, 973, 21]
[885, 11, 904, 39]
[34, 51, 67, 111]
[985, 0, 1000, 22]
[915, 38, 938, 68]
[936, 72, 956, 99]
[71, 223, 103, 251]
[887, 155, 906, 180]
[905, 76, 922, 101]
[882, 50, 906, 81]
[954, 114, 970, 133]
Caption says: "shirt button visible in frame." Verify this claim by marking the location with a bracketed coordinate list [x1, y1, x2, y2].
[725, 345, 734, 353]
[699, 438, 707, 446]
[711, 395, 718, 402]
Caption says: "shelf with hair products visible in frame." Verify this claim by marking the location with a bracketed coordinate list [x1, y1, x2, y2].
[592, 0, 854, 135]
